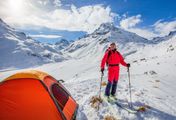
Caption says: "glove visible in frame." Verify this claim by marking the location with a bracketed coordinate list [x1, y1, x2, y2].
[127, 63, 130, 68]
[101, 68, 104, 74]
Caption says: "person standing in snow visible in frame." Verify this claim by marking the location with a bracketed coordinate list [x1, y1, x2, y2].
[100, 42, 130, 100]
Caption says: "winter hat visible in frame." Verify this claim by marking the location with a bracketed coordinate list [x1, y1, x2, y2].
[110, 42, 116, 46]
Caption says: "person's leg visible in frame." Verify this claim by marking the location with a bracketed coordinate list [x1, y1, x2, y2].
[105, 67, 114, 96]
[105, 81, 112, 96]
[111, 80, 118, 96]
[111, 67, 119, 96]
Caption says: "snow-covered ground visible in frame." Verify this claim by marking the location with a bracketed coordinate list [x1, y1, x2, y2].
[1, 21, 176, 120]
[1, 37, 176, 120]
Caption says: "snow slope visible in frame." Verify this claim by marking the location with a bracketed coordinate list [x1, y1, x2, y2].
[0, 18, 65, 70]
[64, 23, 152, 60]
[0, 22, 176, 120]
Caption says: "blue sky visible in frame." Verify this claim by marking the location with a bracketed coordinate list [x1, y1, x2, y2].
[0, 0, 176, 43]
[62, 0, 176, 23]
[108, 0, 176, 25]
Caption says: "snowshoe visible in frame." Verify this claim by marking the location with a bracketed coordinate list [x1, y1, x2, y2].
[107, 97, 114, 103]
[102, 95, 114, 103]
[110, 95, 118, 101]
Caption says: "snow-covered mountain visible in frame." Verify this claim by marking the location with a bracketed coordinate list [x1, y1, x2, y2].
[1, 29, 176, 120]
[64, 23, 153, 59]
[54, 38, 70, 50]
[0, 18, 65, 70]
[1, 19, 176, 119]
[152, 30, 176, 43]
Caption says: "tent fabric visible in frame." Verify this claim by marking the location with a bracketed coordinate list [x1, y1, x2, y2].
[0, 79, 63, 120]
[4, 70, 49, 81]
[63, 97, 77, 120]
[0, 70, 78, 120]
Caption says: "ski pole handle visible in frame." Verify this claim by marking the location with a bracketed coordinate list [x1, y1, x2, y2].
[102, 72, 104, 76]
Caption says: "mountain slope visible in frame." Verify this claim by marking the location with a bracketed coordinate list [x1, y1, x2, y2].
[0, 18, 65, 69]
[64, 23, 153, 59]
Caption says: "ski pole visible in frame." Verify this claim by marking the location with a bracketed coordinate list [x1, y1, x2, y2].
[127, 67, 133, 108]
[99, 72, 104, 99]
[98, 72, 104, 110]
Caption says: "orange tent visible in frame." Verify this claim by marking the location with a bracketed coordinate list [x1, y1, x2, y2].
[0, 70, 78, 120]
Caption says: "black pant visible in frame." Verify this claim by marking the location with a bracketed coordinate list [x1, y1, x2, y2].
[105, 81, 118, 96]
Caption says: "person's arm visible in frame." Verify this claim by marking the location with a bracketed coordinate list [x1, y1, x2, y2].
[119, 53, 128, 67]
[101, 52, 108, 69]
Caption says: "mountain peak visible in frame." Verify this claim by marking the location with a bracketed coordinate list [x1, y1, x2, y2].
[99, 22, 114, 29]
[0, 18, 8, 26]
[0, 18, 6, 26]
[55, 39, 69, 45]
[168, 30, 176, 36]
[0, 18, 13, 31]
[0, 18, 3, 22]
[152, 30, 176, 43]
[55, 39, 70, 50]
[94, 22, 116, 34]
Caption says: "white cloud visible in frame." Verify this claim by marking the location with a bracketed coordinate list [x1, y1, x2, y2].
[120, 14, 157, 39]
[30, 34, 62, 39]
[153, 20, 176, 36]
[120, 14, 141, 29]
[0, 0, 116, 33]
[120, 15, 176, 39]
[53, 0, 62, 7]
